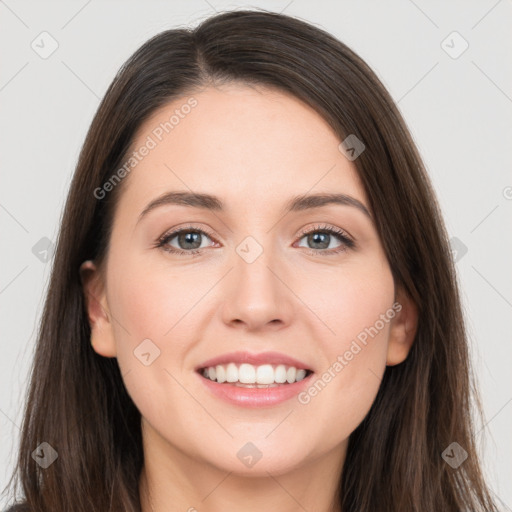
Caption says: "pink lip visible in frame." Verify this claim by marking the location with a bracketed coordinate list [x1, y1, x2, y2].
[196, 350, 313, 371]
[196, 371, 314, 408]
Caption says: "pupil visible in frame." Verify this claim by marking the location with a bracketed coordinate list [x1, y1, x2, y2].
[180, 231, 201, 249]
[309, 232, 329, 249]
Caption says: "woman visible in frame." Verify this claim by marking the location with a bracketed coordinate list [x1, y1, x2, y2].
[3, 9, 498, 512]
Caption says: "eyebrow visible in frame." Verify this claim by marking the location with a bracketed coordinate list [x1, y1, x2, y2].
[137, 191, 372, 223]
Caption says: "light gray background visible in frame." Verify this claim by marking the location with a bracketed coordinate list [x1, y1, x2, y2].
[1, 0, 511, 508]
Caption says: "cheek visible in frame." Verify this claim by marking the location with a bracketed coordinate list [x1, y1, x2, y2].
[298, 261, 394, 435]
[296, 255, 394, 353]
[106, 251, 205, 356]
[104, 258, 202, 432]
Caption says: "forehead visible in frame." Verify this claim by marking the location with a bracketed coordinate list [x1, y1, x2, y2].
[119, 83, 367, 217]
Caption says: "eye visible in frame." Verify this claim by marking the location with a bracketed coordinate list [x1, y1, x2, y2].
[155, 223, 355, 257]
[295, 223, 355, 256]
[155, 225, 217, 257]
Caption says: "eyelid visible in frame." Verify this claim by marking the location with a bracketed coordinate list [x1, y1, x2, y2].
[296, 223, 354, 242]
[157, 223, 217, 242]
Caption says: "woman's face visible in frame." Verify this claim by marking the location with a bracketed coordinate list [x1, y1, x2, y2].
[82, 83, 415, 476]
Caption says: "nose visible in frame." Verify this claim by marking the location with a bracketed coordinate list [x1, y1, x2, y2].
[220, 245, 294, 332]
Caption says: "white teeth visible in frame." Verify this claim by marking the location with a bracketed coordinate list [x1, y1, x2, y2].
[286, 366, 296, 384]
[215, 365, 226, 383]
[295, 369, 307, 382]
[239, 363, 256, 384]
[200, 363, 310, 384]
[256, 364, 274, 385]
[274, 365, 287, 383]
[226, 363, 238, 383]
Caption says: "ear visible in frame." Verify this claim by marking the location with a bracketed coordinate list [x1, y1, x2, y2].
[79, 260, 117, 358]
[386, 287, 419, 366]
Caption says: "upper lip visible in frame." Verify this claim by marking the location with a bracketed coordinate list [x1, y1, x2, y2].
[196, 351, 313, 371]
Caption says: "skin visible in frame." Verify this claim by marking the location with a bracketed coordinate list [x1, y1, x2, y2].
[80, 83, 418, 512]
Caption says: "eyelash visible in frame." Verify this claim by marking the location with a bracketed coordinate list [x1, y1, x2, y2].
[155, 223, 355, 257]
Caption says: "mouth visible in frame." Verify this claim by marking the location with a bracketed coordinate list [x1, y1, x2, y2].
[196, 366, 315, 407]
[194, 352, 315, 407]
[196, 363, 314, 388]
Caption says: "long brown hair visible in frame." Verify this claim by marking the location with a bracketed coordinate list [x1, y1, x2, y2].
[3, 9, 497, 511]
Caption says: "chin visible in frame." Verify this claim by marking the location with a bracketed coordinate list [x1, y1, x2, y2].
[201, 438, 312, 477]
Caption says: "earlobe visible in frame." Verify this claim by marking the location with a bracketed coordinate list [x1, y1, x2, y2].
[386, 288, 419, 366]
[79, 260, 117, 358]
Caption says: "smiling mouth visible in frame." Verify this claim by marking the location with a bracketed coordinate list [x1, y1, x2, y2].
[197, 362, 314, 387]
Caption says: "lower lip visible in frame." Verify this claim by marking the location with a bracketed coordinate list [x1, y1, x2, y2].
[197, 371, 314, 408]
